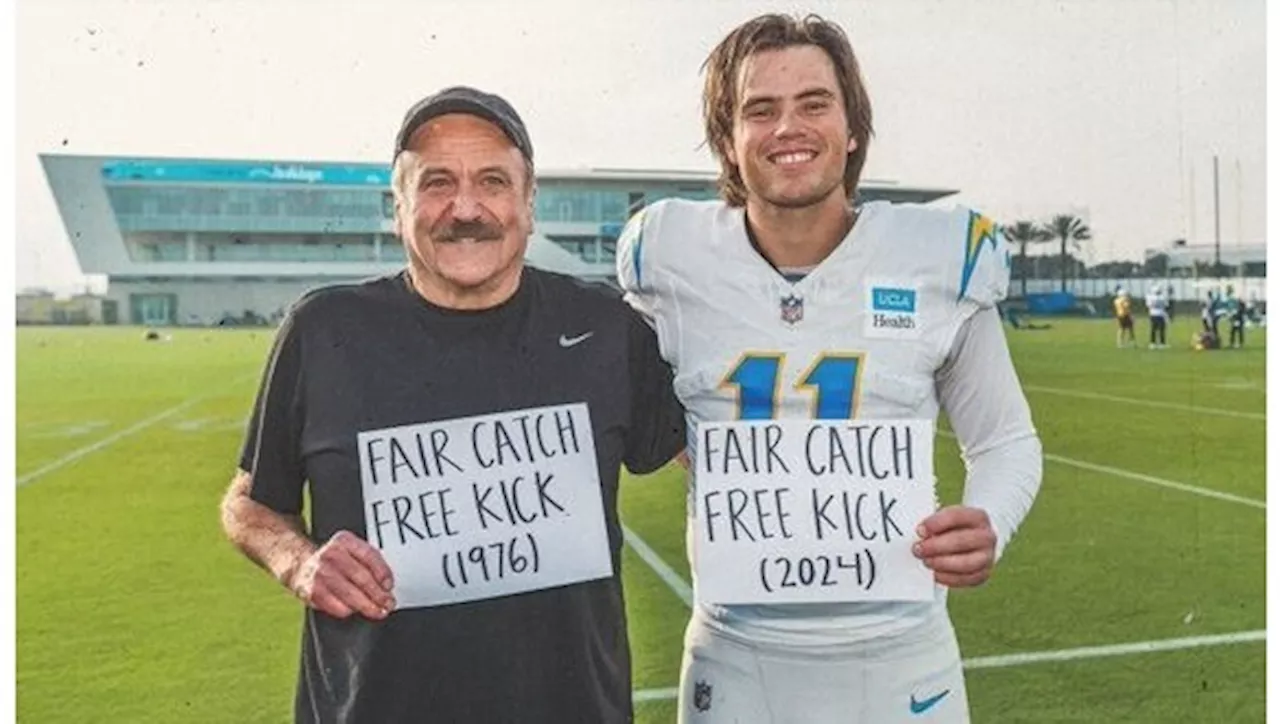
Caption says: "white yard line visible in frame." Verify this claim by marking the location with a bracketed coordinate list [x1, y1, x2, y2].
[631, 630, 1265, 702]
[1023, 384, 1264, 421]
[633, 687, 679, 703]
[16, 377, 254, 487]
[936, 430, 1265, 510]
[623, 525, 693, 607]
[1041, 451, 1265, 509]
[963, 630, 1265, 669]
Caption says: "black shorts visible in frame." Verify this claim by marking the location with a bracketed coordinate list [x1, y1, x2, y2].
[1118, 315, 1133, 330]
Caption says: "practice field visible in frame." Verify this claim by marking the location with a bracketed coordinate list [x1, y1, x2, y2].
[16, 318, 1265, 722]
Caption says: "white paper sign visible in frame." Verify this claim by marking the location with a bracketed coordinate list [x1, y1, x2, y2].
[693, 419, 936, 605]
[357, 402, 612, 609]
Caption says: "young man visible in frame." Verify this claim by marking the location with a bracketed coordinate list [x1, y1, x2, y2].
[618, 14, 1041, 723]
[221, 86, 685, 723]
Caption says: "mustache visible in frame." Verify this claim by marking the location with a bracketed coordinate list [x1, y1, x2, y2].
[430, 218, 505, 243]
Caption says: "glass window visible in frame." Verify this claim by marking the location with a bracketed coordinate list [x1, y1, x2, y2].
[185, 232, 380, 262]
[382, 244, 407, 263]
[598, 192, 628, 222]
[105, 180, 716, 234]
[106, 187, 145, 215]
[534, 188, 620, 223]
[256, 194, 281, 216]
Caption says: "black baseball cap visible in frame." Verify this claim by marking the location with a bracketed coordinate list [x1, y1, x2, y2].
[393, 86, 533, 164]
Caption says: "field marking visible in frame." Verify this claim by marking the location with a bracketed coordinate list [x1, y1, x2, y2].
[631, 630, 1266, 703]
[1213, 379, 1261, 391]
[1023, 384, 1264, 421]
[962, 629, 1265, 669]
[25, 420, 112, 439]
[623, 525, 693, 607]
[16, 377, 255, 487]
[1041, 452, 1265, 509]
[936, 431, 1265, 510]
[634, 687, 679, 703]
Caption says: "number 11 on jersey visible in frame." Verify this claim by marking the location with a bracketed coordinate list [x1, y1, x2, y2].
[723, 353, 865, 420]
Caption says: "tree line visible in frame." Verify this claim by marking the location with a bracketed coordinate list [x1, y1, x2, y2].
[998, 215, 1250, 298]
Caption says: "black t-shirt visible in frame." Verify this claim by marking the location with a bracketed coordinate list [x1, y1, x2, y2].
[238, 268, 686, 724]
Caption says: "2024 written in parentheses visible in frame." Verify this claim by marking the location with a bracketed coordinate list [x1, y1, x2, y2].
[757, 549, 876, 594]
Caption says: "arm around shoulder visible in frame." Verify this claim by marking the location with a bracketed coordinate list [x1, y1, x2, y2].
[622, 307, 686, 475]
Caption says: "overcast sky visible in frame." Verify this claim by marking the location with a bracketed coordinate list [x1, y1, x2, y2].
[15, 0, 1268, 292]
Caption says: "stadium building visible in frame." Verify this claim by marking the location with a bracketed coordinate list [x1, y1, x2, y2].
[1144, 240, 1267, 277]
[40, 155, 956, 326]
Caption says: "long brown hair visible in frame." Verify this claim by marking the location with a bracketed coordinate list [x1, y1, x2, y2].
[702, 13, 874, 207]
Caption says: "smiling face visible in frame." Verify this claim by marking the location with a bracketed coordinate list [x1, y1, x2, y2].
[393, 113, 534, 309]
[724, 44, 857, 211]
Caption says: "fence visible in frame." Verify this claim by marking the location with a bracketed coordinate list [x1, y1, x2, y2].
[1014, 276, 1266, 302]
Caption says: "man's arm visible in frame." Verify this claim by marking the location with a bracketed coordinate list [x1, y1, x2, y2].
[226, 300, 396, 619]
[622, 308, 687, 474]
[221, 470, 397, 619]
[914, 307, 1043, 587]
[616, 203, 689, 473]
[220, 470, 314, 593]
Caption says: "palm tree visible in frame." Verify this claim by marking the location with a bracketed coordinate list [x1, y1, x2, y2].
[1046, 214, 1092, 292]
[1003, 220, 1052, 298]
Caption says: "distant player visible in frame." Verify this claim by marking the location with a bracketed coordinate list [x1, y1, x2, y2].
[1201, 290, 1223, 345]
[619, 13, 1042, 723]
[1001, 304, 1050, 331]
[1113, 288, 1136, 348]
[1226, 287, 1247, 348]
[1144, 285, 1168, 349]
[1246, 292, 1261, 324]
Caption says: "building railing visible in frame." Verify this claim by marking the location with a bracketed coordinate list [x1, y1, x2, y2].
[114, 213, 388, 235]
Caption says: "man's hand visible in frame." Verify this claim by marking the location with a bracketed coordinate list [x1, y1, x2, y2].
[290, 531, 397, 620]
[912, 506, 997, 588]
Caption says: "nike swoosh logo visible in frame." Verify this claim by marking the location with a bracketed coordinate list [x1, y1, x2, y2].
[909, 690, 950, 715]
[559, 332, 594, 348]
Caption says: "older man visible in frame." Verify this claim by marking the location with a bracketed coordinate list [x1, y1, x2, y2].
[221, 86, 685, 723]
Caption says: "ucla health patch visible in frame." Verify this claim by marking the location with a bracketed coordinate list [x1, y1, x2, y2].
[865, 285, 922, 339]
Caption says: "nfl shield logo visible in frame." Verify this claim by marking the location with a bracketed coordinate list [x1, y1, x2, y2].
[693, 680, 713, 712]
[780, 294, 804, 324]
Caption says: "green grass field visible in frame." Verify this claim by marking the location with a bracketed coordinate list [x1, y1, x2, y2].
[16, 318, 1266, 722]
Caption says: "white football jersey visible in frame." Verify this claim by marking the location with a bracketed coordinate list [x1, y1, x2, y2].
[1146, 292, 1169, 317]
[618, 198, 1024, 645]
